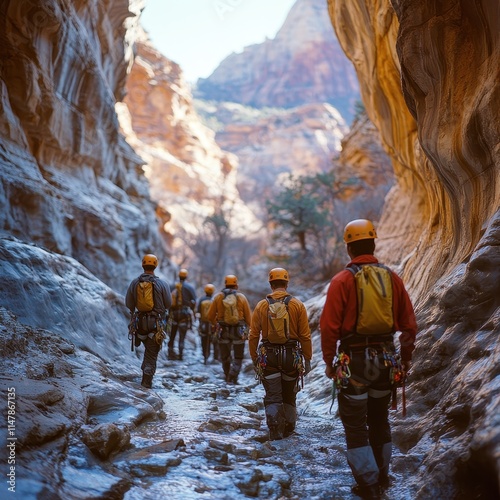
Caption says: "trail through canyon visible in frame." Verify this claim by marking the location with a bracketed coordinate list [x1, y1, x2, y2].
[113, 331, 420, 500]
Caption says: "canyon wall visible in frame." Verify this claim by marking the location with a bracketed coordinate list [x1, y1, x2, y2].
[119, 35, 261, 281]
[327, 0, 500, 497]
[0, 0, 172, 337]
[328, 0, 500, 301]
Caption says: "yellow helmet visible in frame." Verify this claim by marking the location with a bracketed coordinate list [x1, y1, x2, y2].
[179, 268, 188, 279]
[343, 219, 377, 243]
[142, 254, 158, 268]
[224, 274, 238, 286]
[204, 283, 215, 295]
[268, 267, 289, 282]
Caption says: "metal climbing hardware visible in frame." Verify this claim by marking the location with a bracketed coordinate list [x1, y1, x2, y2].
[255, 343, 268, 382]
[382, 347, 407, 416]
[381, 347, 404, 385]
[292, 343, 305, 389]
[333, 352, 351, 389]
[329, 352, 351, 414]
[128, 312, 139, 351]
[365, 347, 378, 360]
[154, 315, 170, 346]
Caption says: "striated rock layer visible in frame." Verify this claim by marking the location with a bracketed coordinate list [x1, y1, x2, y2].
[328, 0, 500, 497]
[119, 36, 261, 275]
[0, 0, 172, 295]
[214, 102, 348, 208]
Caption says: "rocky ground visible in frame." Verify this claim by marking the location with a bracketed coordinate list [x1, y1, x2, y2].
[1, 308, 424, 499]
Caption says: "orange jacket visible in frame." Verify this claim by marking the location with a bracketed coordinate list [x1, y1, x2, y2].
[320, 255, 417, 365]
[249, 290, 312, 362]
[207, 288, 252, 327]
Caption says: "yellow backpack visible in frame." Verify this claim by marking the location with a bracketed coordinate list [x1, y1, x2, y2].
[266, 296, 292, 344]
[171, 282, 183, 309]
[222, 291, 239, 325]
[136, 276, 155, 312]
[199, 298, 212, 322]
[348, 264, 394, 334]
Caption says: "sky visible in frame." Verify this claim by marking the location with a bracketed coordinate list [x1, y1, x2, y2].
[140, 0, 297, 83]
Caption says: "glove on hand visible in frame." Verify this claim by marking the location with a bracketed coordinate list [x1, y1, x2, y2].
[304, 359, 312, 375]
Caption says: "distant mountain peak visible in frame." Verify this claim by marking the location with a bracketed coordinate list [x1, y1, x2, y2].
[196, 0, 359, 121]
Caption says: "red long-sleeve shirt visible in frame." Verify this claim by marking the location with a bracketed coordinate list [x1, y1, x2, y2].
[320, 255, 417, 366]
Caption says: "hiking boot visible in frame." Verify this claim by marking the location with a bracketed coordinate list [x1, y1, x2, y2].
[168, 351, 178, 360]
[283, 423, 295, 438]
[378, 473, 393, 490]
[269, 426, 283, 441]
[351, 483, 381, 499]
[141, 373, 153, 389]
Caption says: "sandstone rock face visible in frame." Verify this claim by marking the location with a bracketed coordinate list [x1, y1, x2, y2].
[197, 0, 360, 121]
[327, 1, 500, 497]
[213, 102, 348, 208]
[120, 36, 261, 267]
[334, 113, 394, 221]
[0, 0, 172, 292]
[328, 0, 500, 298]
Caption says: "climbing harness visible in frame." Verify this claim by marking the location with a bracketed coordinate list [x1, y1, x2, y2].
[254, 340, 304, 389]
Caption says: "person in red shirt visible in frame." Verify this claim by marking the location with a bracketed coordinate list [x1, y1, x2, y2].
[320, 219, 417, 500]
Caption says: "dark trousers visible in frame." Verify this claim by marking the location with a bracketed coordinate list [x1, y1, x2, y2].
[218, 340, 245, 380]
[261, 342, 300, 433]
[168, 320, 189, 356]
[140, 336, 162, 377]
[200, 323, 219, 361]
[338, 349, 393, 487]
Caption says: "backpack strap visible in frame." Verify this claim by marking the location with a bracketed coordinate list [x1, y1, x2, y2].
[346, 263, 360, 276]
[266, 295, 293, 307]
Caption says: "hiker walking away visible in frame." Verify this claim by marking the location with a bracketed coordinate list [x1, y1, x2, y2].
[168, 268, 197, 360]
[207, 274, 252, 384]
[125, 254, 172, 389]
[196, 283, 219, 364]
[249, 268, 312, 441]
[320, 219, 417, 500]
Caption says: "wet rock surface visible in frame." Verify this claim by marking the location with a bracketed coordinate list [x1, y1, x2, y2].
[2, 306, 424, 499]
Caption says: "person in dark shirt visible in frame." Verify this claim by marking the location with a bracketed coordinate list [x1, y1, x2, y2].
[126, 254, 171, 388]
[168, 268, 197, 361]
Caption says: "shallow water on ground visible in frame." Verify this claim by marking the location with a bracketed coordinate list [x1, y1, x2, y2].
[116, 333, 420, 499]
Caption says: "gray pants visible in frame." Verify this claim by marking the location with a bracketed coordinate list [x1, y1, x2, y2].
[140, 335, 161, 377]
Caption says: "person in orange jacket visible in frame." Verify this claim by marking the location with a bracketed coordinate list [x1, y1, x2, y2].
[207, 274, 252, 384]
[249, 268, 312, 441]
[320, 219, 417, 500]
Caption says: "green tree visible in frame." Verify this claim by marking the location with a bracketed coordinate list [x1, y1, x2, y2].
[266, 171, 358, 279]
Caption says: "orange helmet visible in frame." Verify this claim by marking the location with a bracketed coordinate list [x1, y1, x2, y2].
[224, 274, 238, 286]
[142, 254, 158, 268]
[343, 219, 377, 243]
[179, 268, 188, 279]
[268, 267, 289, 282]
[204, 283, 215, 295]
